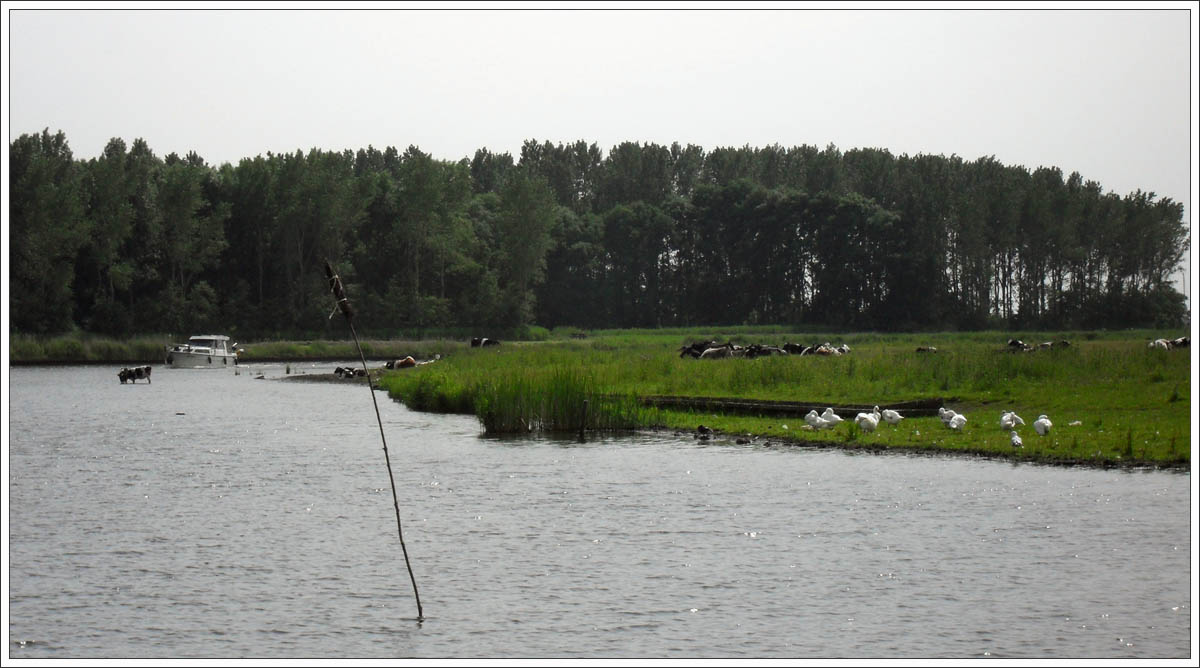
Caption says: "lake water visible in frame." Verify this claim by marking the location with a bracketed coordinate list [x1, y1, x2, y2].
[6, 363, 1195, 659]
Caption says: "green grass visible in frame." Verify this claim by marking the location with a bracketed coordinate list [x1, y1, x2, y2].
[234, 338, 467, 362]
[9, 333, 175, 362]
[376, 329, 1191, 469]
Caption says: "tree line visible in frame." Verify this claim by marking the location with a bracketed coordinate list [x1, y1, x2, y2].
[9, 130, 1190, 339]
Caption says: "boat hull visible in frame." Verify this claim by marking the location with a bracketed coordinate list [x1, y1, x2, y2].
[164, 350, 238, 368]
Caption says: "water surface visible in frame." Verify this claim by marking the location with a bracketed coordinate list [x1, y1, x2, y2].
[7, 364, 1194, 658]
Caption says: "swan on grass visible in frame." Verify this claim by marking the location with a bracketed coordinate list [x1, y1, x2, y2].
[879, 407, 904, 425]
[939, 407, 958, 426]
[1010, 430, 1023, 448]
[821, 408, 844, 426]
[855, 411, 879, 432]
[1034, 415, 1053, 436]
[1000, 411, 1025, 430]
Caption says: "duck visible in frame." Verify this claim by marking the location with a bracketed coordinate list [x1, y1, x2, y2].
[1034, 415, 1052, 436]
[1000, 411, 1025, 430]
[1010, 430, 1023, 448]
[855, 411, 879, 432]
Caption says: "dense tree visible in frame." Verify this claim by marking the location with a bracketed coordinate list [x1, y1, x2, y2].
[492, 169, 560, 327]
[8, 130, 1190, 338]
[9, 130, 91, 334]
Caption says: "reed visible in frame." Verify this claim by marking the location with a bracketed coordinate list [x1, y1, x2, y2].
[9, 333, 174, 362]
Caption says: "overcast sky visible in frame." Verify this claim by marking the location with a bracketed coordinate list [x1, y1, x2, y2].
[4, 3, 1197, 300]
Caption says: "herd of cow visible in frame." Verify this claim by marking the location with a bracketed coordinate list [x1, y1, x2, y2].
[679, 340, 852, 359]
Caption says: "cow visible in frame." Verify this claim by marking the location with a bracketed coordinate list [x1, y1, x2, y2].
[915, 346, 938, 353]
[471, 337, 501, 348]
[744, 344, 788, 358]
[1007, 338, 1034, 352]
[679, 340, 718, 359]
[385, 356, 417, 369]
[1172, 336, 1190, 348]
[118, 366, 152, 384]
[699, 343, 736, 359]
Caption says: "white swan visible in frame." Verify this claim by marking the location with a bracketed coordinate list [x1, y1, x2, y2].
[804, 410, 828, 430]
[855, 412, 879, 432]
[1000, 411, 1025, 430]
[1034, 415, 1052, 436]
[880, 407, 903, 425]
[939, 407, 957, 426]
[1010, 430, 1023, 448]
[821, 407, 844, 426]
[948, 413, 967, 431]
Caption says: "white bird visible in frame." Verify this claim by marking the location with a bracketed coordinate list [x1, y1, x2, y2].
[879, 407, 903, 425]
[1034, 414, 1052, 436]
[855, 412, 879, 432]
[1010, 430, 1023, 448]
[939, 407, 957, 426]
[804, 410, 828, 430]
[948, 413, 967, 431]
[1000, 411, 1025, 430]
[821, 407, 844, 426]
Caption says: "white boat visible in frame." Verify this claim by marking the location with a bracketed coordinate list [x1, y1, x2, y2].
[165, 335, 240, 368]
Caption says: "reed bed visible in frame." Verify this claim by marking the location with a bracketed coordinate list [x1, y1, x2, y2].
[9, 333, 172, 362]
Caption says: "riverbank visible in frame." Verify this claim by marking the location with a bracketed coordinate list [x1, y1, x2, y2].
[372, 329, 1192, 470]
[7, 333, 465, 365]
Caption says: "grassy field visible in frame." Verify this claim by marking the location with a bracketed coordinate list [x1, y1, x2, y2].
[374, 328, 1193, 469]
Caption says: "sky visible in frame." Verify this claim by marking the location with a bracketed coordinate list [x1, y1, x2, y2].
[4, 2, 1198, 301]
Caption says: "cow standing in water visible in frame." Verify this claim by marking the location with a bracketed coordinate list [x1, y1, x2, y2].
[118, 366, 153, 383]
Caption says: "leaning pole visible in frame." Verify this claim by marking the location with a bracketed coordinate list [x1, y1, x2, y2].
[324, 259, 424, 621]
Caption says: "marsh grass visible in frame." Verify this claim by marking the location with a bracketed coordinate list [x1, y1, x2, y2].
[10, 333, 173, 362]
[378, 329, 1190, 467]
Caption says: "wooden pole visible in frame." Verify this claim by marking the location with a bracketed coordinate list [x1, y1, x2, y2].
[325, 260, 424, 621]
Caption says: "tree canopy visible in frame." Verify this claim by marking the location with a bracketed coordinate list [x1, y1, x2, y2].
[8, 131, 1190, 338]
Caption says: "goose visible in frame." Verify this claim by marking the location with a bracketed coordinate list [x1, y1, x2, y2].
[880, 408, 904, 425]
[1033, 415, 1052, 436]
[855, 412, 879, 432]
[1010, 430, 1023, 448]
[1000, 411, 1025, 430]
[948, 413, 967, 431]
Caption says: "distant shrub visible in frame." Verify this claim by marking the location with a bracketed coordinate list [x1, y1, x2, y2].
[9, 336, 46, 361]
[44, 337, 86, 360]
